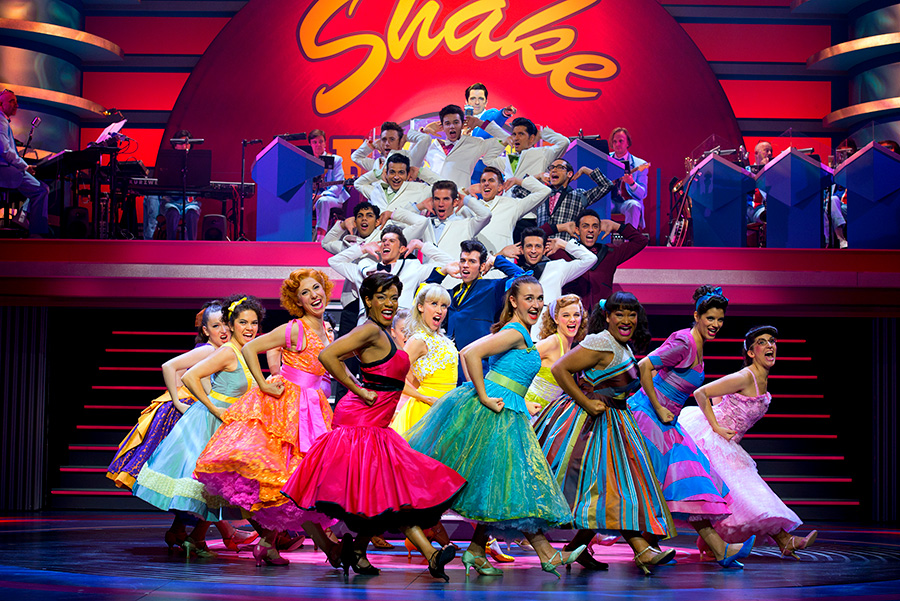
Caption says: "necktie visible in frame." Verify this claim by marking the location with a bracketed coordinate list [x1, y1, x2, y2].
[548, 191, 561, 215]
[508, 153, 520, 173]
[441, 140, 454, 156]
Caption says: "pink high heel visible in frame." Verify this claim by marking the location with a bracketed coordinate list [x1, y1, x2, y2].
[253, 542, 289, 566]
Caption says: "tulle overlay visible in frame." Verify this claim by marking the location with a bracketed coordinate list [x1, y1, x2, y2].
[193, 375, 334, 530]
[132, 398, 231, 521]
[679, 401, 801, 544]
[281, 333, 466, 533]
[405, 382, 574, 533]
[533, 330, 674, 535]
[405, 323, 573, 534]
[107, 387, 196, 489]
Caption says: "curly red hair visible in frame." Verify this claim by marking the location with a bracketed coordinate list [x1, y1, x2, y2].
[280, 268, 334, 318]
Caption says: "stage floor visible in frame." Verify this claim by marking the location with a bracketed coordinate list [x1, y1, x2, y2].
[2, 513, 899, 600]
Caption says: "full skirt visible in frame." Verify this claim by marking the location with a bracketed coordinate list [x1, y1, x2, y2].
[405, 382, 573, 534]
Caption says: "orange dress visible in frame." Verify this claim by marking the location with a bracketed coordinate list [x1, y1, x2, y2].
[194, 319, 334, 529]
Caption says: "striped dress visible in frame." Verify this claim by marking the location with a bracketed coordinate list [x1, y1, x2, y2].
[627, 329, 732, 523]
[533, 330, 674, 535]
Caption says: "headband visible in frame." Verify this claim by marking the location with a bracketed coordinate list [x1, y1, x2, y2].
[228, 296, 247, 314]
[504, 271, 533, 292]
[549, 297, 585, 323]
[695, 287, 728, 311]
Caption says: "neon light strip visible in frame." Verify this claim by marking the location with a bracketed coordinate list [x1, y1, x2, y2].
[50, 490, 131, 496]
[706, 375, 817, 379]
[105, 349, 186, 353]
[68, 446, 117, 451]
[784, 500, 860, 506]
[83, 405, 145, 410]
[751, 455, 844, 460]
[59, 468, 107, 473]
[98, 367, 161, 372]
[772, 394, 824, 398]
[743, 433, 837, 439]
[91, 386, 165, 390]
[76, 425, 131, 430]
[764, 477, 852, 483]
[763, 414, 830, 418]
[111, 331, 194, 336]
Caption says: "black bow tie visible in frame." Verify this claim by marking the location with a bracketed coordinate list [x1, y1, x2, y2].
[375, 263, 391, 272]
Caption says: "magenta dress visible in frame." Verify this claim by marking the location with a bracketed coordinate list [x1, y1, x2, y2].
[679, 370, 802, 544]
[280, 331, 466, 533]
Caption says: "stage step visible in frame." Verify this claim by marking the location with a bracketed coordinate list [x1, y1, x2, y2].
[50, 488, 151, 511]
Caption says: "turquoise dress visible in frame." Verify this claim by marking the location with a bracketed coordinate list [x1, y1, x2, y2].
[405, 322, 573, 533]
[132, 341, 253, 521]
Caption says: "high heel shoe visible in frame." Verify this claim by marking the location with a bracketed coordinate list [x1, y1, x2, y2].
[404, 538, 419, 559]
[487, 538, 515, 563]
[718, 535, 755, 568]
[588, 534, 619, 553]
[253, 542, 289, 567]
[164, 528, 186, 554]
[428, 545, 456, 582]
[541, 545, 586, 579]
[340, 534, 380, 575]
[183, 537, 217, 559]
[275, 531, 306, 552]
[222, 529, 259, 552]
[461, 549, 503, 576]
[371, 535, 394, 550]
[633, 546, 676, 575]
[781, 530, 817, 559]
[564, 543, 608, 571]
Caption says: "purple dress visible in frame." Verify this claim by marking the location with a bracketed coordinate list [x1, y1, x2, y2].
[679, 369, 802, 543]
[627, 329, 732, 522]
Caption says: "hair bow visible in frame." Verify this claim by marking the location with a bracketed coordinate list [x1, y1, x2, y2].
[597, 298, 607, 312]
[228, 296, 247, 314]
[695, 287, 728, 311]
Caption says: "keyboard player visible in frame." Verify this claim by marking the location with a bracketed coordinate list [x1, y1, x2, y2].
[1, 89, 50, 236]
[146, 129, 201, 240]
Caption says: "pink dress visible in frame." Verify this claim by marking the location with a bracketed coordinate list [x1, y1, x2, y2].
[281, 331, 466, 533]
[679, 370, 802, 544]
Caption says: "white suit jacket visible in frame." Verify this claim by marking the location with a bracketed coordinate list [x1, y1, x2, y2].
[489, 126, 570, 180]
[530, 239, 598, 339]
[354, 166, 440, 214]
[350, 129, 431, 175]
[391, 196, 492, 259]
[473, 176, 550, 253]
[425, 121, 508, 191]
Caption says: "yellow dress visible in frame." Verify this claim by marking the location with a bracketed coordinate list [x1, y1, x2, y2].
[524, 332, 566, 409]
[389, 329, 458, 434]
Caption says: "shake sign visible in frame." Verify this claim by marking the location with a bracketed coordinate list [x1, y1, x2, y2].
[298, 0, 619, 116]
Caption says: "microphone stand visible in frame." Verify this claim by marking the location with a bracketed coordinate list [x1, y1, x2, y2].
[181, 144, 189, 241]
[238, 138, 264, 241]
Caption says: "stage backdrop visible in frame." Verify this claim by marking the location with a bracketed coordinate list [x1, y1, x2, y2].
[163, 0, 743, 240]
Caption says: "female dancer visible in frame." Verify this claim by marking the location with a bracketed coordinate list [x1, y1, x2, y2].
[108, 301, 229, 490]
[627, 285, 755, 566]
[195, 270, 337, 567]
[523, 294, 586, 411]
[406, 276, 585, 578]
[281, 272, 465, 581]
[132, 294, 262, 557]
[534, 292, 676, 574]
[680, 325, 817, 558]
[390, 283, 457, 434]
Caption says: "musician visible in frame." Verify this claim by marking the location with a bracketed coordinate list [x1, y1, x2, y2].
[350, 121, 430, 177]
[535, 159, 613, 241]
[603, 127, 648, 229]
[158, 130, 201, 240]
[747, 140, 773, 225]
[310, 128, 350, 241]
[420, 104, 506, 192]
[828, 138, 857, 249]
[0, 89, 49, 235]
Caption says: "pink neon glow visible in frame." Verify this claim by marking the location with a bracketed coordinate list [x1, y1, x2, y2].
[68, 446, 118, 451]
[785, 500, 860, 506]
[743, 434, 837, 439]
[59, 468, 107, 473]
[98, 367, 161, 371]
[84, 405, 145, 410]
[112, 331, 195, 336]
[105, 349, 187, 353]
[76, 425, 132, 430]
[91, 386, 166, 390]
[764, 477, 852, 483]
[772, 394, 824, 398]
[763, 414, 830, 418]
[50, 490, 131, 496]
[751, 455, 844, 460]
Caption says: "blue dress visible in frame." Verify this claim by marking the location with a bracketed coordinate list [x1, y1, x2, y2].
[132, 341, 253, 521]
[405, 322, 572, 533]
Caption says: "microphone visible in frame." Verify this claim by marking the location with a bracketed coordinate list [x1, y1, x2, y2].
[31, 116, 41, 128]
[243, 138, 263, 145]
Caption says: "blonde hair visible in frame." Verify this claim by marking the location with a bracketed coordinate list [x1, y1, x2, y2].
[538, 294, 587, 342]
[405, 283, 451, 338]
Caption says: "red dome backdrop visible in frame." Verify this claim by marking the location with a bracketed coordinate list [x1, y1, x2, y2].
[162, 0, 743, 239]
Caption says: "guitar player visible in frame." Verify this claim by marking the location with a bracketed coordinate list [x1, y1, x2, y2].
[607, 126, 649, 229]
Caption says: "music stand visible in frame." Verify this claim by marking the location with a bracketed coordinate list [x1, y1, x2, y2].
[156, 148, 211, 240]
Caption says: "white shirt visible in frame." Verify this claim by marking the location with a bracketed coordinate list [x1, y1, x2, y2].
[391, 196, 492, 259]
[472, 175, 550, 254]
[321, 221, 384, 306]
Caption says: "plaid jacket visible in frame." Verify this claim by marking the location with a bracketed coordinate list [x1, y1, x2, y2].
[535, 169, 615, 239]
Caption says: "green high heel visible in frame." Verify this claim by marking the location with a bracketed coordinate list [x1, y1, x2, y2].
[541, 545, 587, 578]
[183, 537, 217, 559]
[461, 549, 503, 576]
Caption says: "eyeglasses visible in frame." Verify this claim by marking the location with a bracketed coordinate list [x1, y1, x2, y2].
[755, 337, 777, 347]
[549, 164, 568, 171]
